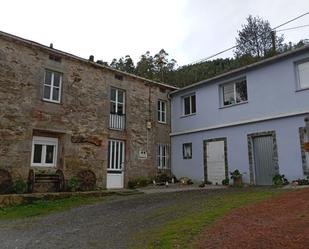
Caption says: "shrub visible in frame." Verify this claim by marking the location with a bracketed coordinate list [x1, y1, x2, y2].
[292, 178, 309, 185]
[68, 176, 79, 191]
[12, 179, 27, 194]
[272, 174, 289, 185]
[127, 176, 151, 189]
[199, 182, 205, 188]
[135, 176, 149, 187]
[222, 178, 229, 185]
[230, 169, 242, 179]
[127, 180, 137, 189]
[155, 173, 171, 183]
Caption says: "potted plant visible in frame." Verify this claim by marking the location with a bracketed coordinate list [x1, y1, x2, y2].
[230, 169, 242, 186]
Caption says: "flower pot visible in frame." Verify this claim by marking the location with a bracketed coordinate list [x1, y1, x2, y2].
[233, 176, 242, 186]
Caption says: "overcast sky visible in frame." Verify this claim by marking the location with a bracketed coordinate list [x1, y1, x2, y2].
[1, 0, 309, 66]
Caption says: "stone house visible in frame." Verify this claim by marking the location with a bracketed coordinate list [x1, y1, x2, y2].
[170, 46, 309, 185]
[0, 31, 176, 191]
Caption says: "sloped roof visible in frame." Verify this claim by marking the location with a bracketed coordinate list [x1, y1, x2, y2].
[170, 44, 309, 95]
[0, 30, 178, 90]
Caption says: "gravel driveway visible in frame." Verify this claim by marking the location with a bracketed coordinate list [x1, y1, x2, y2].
[0, 188, 267, 249]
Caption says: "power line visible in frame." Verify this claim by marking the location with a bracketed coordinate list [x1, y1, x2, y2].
[272, 11, 309, 30]
[188, 11, 309, 65]
[276, 24, 309, 32]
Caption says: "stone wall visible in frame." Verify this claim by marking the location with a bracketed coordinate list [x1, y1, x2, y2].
[0, 33, 174, 189]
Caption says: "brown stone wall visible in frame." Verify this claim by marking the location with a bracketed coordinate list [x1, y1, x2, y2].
[0, 34, 173, 188]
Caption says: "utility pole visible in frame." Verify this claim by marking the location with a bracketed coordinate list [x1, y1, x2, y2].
[271, 31, 276, 54]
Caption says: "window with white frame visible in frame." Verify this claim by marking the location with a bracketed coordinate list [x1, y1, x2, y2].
[297, 61, 309, 89]
[157, 144, 170, 169]
[31, 136, 58, 167]
[43, 69, 62, 103]
[157, 100, 167, 123]
[110, 88, 125, 115]
[221, 79, 247, 106]
[183, 94, 196, 115]
[183, 143, 192, 159]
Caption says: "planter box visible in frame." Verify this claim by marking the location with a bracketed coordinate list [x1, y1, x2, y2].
[304, 142, 309, 152]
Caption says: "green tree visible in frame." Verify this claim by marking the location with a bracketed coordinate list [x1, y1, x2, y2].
[235, 15, 284, 58]
[153, 49, 177, 82]
[136, 51, 156, 79]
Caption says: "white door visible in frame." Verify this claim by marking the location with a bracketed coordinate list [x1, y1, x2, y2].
[107, 140, 125, 189]
[206, 140, 226, 185]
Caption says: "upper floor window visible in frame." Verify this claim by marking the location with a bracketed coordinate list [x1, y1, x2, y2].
[297, 61, 309, 90]
[183, 94, 196, 115]
[158, 100, 167, 123]
[31, 136, 58, 167]
[221, 79, 247, 106]
[110, 88, 125, 130]
[43, 69, 62, 103]
[110, 88, 125, 115]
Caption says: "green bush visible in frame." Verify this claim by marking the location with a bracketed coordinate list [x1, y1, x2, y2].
[222, 178, 229, 185]
[68, 176, 79, 191]
[12, 179, 27, 194]
[272, 174, 289, 185]
[127, 180, 137, 189]
[127, 176, 150, 189]
[135, 176, 149, 187]
[155, 173, 171, 183]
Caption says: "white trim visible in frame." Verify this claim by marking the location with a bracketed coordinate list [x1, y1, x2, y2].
[220, 79, 247, 107]
[182, 93, 196, 116]
[157, 144, 170, 169]
[42, 70, 62, 103]
[31, 136, 58, 167]
[296, 60, 309, 90]
[171, 110, 309, 136]
[108, 139, 125, 171]
[158, 100, 167, 123]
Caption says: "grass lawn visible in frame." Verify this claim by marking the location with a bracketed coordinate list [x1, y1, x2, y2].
[132, 189, 284, 249]
[0, 196, 106, 219]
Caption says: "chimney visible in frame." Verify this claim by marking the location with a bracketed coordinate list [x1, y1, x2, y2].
[50, 43, 53, 49]
[89, 55, 94, 62]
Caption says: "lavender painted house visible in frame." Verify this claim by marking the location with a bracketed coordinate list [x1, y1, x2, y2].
[170, 46, 309, 185]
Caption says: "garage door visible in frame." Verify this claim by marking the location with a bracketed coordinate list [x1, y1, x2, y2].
[253, 135, 278, 185]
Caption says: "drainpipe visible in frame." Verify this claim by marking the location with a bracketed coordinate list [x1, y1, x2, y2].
[305, 115, 309, 140]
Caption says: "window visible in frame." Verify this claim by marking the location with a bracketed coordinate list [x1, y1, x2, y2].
[297, 61, 309, 89]
[43, 69, 62, 103]
[110, 88, 125, 115]
[31, 137, 58, 167]
[108, 140, 125, 171]
[157, 144, 170, 169]
[183, 94, 196, 115]
[183, 143, 192, 159]
[158, 100, 167, 123]
[221, 79, 247, 106]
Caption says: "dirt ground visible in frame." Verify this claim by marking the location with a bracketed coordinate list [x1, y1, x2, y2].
[197, 188, 309, 249]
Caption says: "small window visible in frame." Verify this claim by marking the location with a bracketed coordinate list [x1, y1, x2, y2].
[43, 69, 62, 103]
[183, 143, 192, 159]
[158, 100, 167, 123]
[49, 54, 62, 62]
[297, 61, 309, 89]
[157, 144, 170, 169]
[31, 136, 58, 167]
[221, 79, 247, 106]
[183, 94, 196, 115]
[115, 74, 124, 81]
